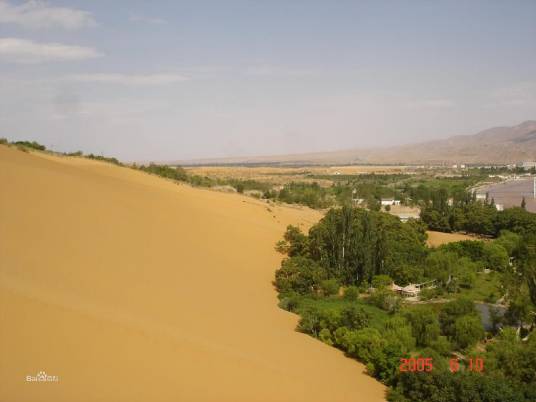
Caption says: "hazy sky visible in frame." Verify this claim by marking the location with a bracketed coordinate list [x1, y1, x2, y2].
[1, 0, 535, 161]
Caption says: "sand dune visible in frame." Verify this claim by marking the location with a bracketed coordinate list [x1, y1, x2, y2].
[0, 146, 386, 402]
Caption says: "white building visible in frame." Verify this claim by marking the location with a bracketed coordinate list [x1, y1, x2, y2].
[475, 193, 487, 201]
[495, 203, 504, 211]
[381, 198, 401, 206]
[396, 213, 420, 222]
[519, 161, 536, 170]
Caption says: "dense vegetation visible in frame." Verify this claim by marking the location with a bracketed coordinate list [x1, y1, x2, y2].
[13, 140, 47, 151]
[257, 171, 491, 210]
[0, 138, 48, 151]
[421, 188, 536, 236]
[275, 206, 536, 402]
[137, 163, 188, 181]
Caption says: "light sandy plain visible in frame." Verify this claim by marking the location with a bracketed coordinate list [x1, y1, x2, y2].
[0, 146, 386, 402]
[426, 231, 483, 247]
[185, 165, 409, 186]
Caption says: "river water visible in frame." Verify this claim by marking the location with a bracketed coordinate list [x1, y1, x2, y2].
[477, 177, 536, 212]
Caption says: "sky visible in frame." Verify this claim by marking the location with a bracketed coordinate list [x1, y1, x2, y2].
[0, 0, 535, 161]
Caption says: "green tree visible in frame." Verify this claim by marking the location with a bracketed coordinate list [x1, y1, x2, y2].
[281, 225, 309, 257]
[483, 242, 509, 271]
[439, 298, 477, 338]
[405, 307, 440, 347]
[343, 285, 360, 301]
[319, 278, 340, 296]
[495, 230, 522, 256]
[425, 250, 458, 287]
[372, 274, 393, 288]
[274, 256, 326, 295]
[383, 315, 416, 353]
[452, 315, 484, 350]
[340, 305, 370, 330]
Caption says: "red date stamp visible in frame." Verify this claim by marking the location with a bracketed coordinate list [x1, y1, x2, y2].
[399, 357, 433, 372]
[400, 357, 484, 373]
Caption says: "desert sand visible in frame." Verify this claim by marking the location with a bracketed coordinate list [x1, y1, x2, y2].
[0, 145, 386, 402]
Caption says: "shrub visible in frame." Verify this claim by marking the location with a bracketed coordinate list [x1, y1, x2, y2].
[138, 163, 187, 181]
[482, 242, 509, 271]
[14, 140, 46, 151]
[452, 315, 484, 350]
[297, 307, 341, 336]
[419, 287, 441, 301]
[372, 274, 393, 289]
[0, 138, 7, 145]
[368, 289, 401, 314]
[425, 250, 458, 287]
[383, 315, 416, 352]
[281, 225, 309, 257]
[368, 342, 404, 385]
[341, 327, 385, 362]
[340, 305, 370, 330]
[320, 279, 340, 297]
[495, 230, 521, 256]
[429, 336, 452, 356]
[439, 298, 477, 338]
[405, 307, 440, 347]
[457, 262, 477, 289]
[274, 240, 289, 254]
[277, 293, 300, 312]
[318, 328, 333, 345]
[343, 285, 360, 301]
[333, 326, 350, 348]
[274, 256, 326, 295]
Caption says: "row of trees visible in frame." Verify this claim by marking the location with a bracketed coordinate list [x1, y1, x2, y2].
[137, 163, 188, 181]
[421, 188, 536, 236]
[276, 206, 428, 286]
[275, 206, 517, 291]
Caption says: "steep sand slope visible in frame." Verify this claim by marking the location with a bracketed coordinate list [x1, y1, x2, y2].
[0, 146, 386, 402]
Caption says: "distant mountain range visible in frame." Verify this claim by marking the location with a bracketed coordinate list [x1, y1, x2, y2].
[179, 120, 536, 166]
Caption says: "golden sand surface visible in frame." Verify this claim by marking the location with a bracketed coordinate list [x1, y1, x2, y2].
[426, 230, 481, 247]
[0, 146, 386, 402]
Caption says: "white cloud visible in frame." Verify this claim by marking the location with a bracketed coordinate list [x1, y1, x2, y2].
[129, 15, 167, 25]
[0, 37, 101, 63]
[65, 73, 189, 85]
[0, 0, 95, 30]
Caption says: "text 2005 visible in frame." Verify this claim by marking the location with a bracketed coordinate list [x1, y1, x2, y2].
[399, 358, 433, 372]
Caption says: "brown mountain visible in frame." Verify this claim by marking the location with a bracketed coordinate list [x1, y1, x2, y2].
[180, 120, 536, 166]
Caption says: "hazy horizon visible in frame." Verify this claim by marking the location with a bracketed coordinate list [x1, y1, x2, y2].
[1, 1, 535, 161]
